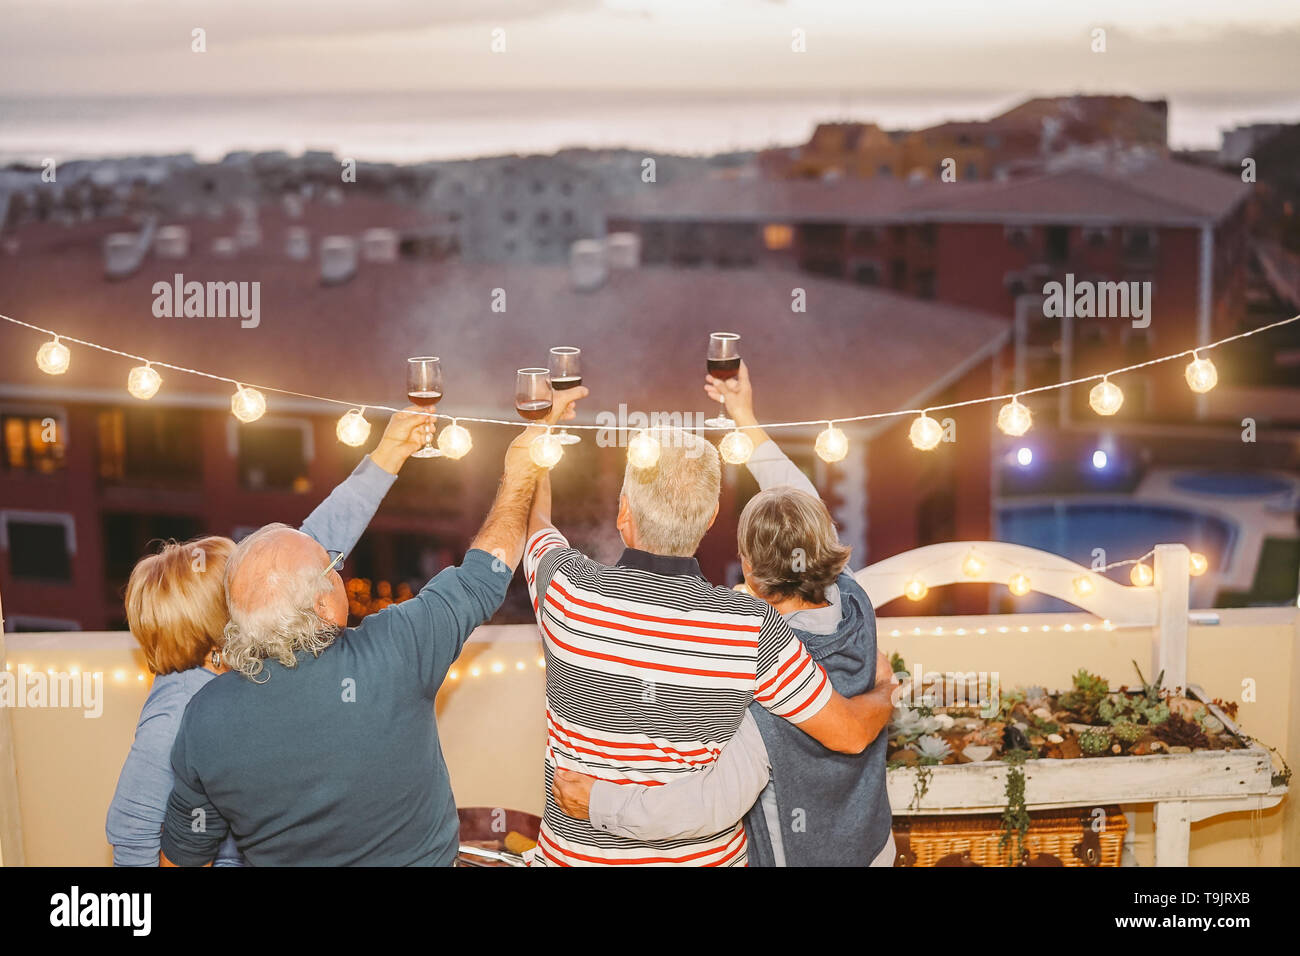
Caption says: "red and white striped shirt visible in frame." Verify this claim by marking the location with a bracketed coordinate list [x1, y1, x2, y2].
[523, 528, 832, 866]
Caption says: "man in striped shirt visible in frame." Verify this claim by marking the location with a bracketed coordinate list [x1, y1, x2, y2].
[523, 427, 894, 866]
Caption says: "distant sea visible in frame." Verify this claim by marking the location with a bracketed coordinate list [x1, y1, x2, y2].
[2, 89, 1299, 164]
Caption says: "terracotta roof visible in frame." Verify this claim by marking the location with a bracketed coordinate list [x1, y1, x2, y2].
[0, 214, 1009, 427]
[608, 158, 1248, 226]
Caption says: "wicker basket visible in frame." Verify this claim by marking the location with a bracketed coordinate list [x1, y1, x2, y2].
[893, 806, 1127, 867]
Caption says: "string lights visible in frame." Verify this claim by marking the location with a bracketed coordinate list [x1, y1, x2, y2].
[335, 408, 371, 447]
[814, 423, 849, 462]
[1088, 376, 1124, 416]
[996, 396, 1032, 437]
[8, 310, 1298, 471]
[127, 362, 162, 400]
[529, 427, 564, 469]
[35, 335, 70, 375]
[718, 429, 755, 465]
[627, 429, 662, 469]
[230, 384, 267, 423]
[437, 419, 473, 459]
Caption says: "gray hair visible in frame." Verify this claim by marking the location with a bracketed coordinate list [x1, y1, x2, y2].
[620, 428, 721, 557]
[738, 486, 851, 604]
[222, 523, 340, 682]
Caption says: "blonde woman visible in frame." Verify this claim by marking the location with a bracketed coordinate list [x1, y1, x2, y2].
[105, 410, 425, 866]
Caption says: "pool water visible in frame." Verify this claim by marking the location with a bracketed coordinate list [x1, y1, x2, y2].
[997, 501, 1235, 584]
[1171, 472, 1294, 498]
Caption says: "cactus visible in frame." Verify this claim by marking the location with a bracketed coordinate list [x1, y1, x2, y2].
[1112, 721, 1144, 745]
[1078, 728, 1112, 756]
[1059, 670, 1110, 723]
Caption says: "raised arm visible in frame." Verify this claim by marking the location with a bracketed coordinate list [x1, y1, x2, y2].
[706, 360, 817, 498]
[552, 709, 771, 840]
[299, 408, 425, 556]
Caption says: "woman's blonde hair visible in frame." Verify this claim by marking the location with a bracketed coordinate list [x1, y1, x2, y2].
[738, 486, 850, 605]
[124, 536, 235, 675]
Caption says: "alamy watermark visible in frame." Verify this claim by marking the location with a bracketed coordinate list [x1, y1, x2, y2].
[1042, 273, 1150, 328]
[1, 668, 103, 718]
[151, 273, 261, 328]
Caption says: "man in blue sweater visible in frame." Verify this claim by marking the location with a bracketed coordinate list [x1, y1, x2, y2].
[160, 387, 587, 866]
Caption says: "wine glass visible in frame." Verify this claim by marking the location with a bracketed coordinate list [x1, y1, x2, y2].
[515, 368, 553, 422]
[406, 356, 444, 458]
[548, 346, 582, 445]
[705, 332, 740, 429]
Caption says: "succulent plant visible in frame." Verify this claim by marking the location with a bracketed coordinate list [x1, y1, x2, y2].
[1154, 713, 1210, 749]
[914, 734, 953, 763]
[1059, 670, 1110, 724]
[890, 707, 941, 740]
[1078, 728, 1113, 756]
[1111, 721, 1144, 745]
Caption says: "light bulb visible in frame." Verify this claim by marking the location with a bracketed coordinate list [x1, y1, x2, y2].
[1189, 552, 1209, 577]
[530, 431, 564, 468]
[437, 421, 473, 459]
[231, 385, 267, 423]
[909, 413, 943, 450]
[336, 408, 371, 447]
[719, 429, 754, 465]
[627, 430, 662, 469]
[815, 424, 849, 462]
[1130, 562, 1154, 588]
[1073, 574, 1096, 598]
[961, 551, 985, 578]
[1008, 573, 1032, 596]
[36, 336, 71, 375]
[996, 397, 1032, 436]
[127, 363, 162, 399]
[903, 578, 928, 602]
[1089, 378, 1123, 416]
[1184, 353, 1218, 394]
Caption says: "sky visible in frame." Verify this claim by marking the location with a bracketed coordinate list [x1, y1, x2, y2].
[1, 0, 1299, 97]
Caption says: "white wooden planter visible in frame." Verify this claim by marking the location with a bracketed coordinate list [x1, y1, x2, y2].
[856, 541, 1290, 866]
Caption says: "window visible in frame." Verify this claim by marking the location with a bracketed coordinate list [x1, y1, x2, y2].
[1123, 228, 1157, 256]
[1, 511, 75, 582]
[1004, 225, 1032, 246]
[4, 615, 81, 632]
[234, 418, 312, 492]
[763, 224, 794, 250]
[854, 262, 881, 285]
[1083, 226, 1109, 247]
[1045, 225, 1070, 261]
[102, 512, 203, 590]
[97, 407, 202, 484]
[2, 408, 65, 473]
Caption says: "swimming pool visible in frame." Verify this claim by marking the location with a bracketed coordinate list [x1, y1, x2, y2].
[997, 500, 1236, 584]
[1171, 472, 1295, 498]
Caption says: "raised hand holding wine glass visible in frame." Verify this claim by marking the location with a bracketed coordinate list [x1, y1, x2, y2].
[704, 332, 740, 429]
[406, 356, 444, 458]
[548, 346, 583, 445]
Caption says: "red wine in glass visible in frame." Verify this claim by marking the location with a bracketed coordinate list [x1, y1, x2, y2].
[705, 332, 740, 428]
[517, 400, 553, 421]
[516, 368, 553, 424]
[706, 357, 740, 381]
[406, 356, 444, 458]
[548, 347, 583, 444]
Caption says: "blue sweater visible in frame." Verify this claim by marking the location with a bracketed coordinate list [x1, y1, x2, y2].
[159, 548, 509, 866]
[105, 456, 397, 866]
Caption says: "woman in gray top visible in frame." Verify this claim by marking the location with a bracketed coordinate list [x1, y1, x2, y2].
[553, 362, 897, 866]
[105, 410, 425, 866]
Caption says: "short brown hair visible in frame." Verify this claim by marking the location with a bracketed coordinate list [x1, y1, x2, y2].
[738, 486, 851, 604]
[124, 536, 235, 675]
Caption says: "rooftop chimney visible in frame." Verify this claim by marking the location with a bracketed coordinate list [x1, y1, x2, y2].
[103, 233, 141, 279]
[361, 228, 399, 263]
[154, 225, 189, 259]
[320, 235, 358, 285]
[286, 226, 311, 261]
[569, 239, 607, 292]
[605, 232, 640, 269]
